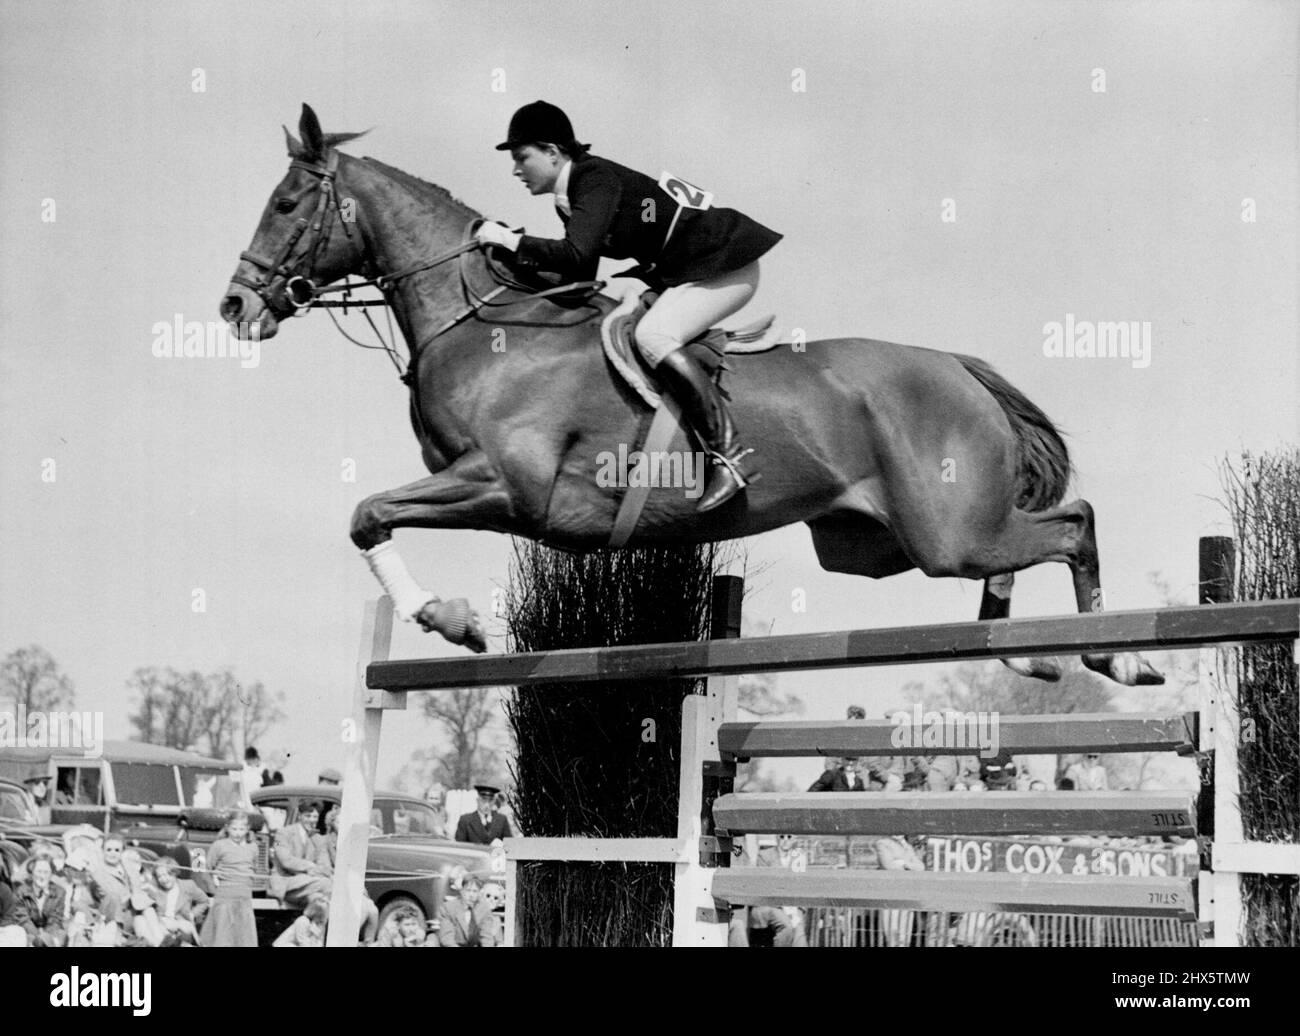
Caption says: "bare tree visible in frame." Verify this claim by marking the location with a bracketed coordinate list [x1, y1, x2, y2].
[418, 689, 504, 790]
[1, 646, 75, 711]
[127, 666, 284, 759]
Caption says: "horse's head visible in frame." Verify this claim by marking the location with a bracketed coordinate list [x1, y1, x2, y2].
[221, 104, 368, 339]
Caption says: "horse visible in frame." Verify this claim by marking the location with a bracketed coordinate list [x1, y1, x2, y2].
[220, 105, 1162, 687]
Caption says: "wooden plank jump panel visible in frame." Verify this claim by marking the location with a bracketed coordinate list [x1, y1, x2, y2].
[367, 600, 1299, 692]
[712, 791, 1197, 838]
[719, 713, 1195, 759]
[713, 868, 1197, 920]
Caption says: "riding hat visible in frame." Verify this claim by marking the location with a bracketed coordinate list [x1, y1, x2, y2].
[495, 100, 588, 152]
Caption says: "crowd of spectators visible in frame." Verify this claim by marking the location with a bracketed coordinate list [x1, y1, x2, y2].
[0, 795, 505, 948]
[728, 703, 1178, 948]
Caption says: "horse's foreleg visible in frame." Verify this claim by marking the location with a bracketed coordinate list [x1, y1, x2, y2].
[349, 453, 510, 652]
[979, 573, 1063, 681]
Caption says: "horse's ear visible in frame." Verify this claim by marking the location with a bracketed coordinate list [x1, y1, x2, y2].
[283, 125, 304, 158]
[299, 104, 325, 160]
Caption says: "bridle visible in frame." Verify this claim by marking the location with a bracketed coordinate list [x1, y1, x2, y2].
[231, 150, 355, 313]
[233, 149, 605, 378]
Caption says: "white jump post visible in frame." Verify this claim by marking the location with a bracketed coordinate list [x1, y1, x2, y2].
[326, 595, 399, 946]
[671, 574, 742, 946]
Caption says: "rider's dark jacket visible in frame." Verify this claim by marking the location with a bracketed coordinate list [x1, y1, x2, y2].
[513, 154, 781, 292]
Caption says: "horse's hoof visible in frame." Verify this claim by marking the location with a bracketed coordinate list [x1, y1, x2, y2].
[1001, 656, 1062, 682]
[1083, 652, 1165, 686]
[415, 597, 485, 652]
[462, 611, 488, 654]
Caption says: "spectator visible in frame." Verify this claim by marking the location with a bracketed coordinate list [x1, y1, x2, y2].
[1029, 779, 1049, 792]
[1057, 776, 1076, 790]
[736, 905, 806, 947]
[845, 705, 867, 720]
[201, 811, 258, 947]
[454, 785, 513, 845]
[148, 858, 203, 946]
[242, 746, 265, 797]
[262, 751, 287, 787]
[423, 783, 449, 838]
[312, 803, 379, 943]
[808, 757, 866, 792]
[979, 749, 1017, 791]
[271, 801, 332, 907]
[88, 834, 134, 941]
[318, 767, 342, 787]
[437, 870, 497, 947]
[120, 847, 168, 947]
[273, 896, 328, 947]
[23, 775, 51, 823]
[901, 756, 931, 791]
[756, 833, 805, 871]
[62, 849, 111, 947]
[377, 904, 431, 947]
[18, 854, 67, 947]
[875, 835, 925, 947]
[1066, 753, 1109, 791]
[0, 863, 29, 946]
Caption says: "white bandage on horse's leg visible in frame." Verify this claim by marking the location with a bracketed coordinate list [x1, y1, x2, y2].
[362, 541, 435, 621]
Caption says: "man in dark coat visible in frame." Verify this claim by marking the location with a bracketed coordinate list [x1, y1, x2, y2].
[808, 757, 868, 792]
[454, 785, 513, 845]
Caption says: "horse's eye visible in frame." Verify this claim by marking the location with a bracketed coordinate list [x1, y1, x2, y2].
[275, 197, 297, 214]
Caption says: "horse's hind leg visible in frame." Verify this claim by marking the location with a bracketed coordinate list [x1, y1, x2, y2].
[979, 573, 1063, 681]
[987, 500, 1163, 686]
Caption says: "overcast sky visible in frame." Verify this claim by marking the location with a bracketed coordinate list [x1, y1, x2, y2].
[1, 0, 1295, 789]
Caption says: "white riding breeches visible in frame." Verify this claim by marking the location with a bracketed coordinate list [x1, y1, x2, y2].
[633, 261, 761, 367]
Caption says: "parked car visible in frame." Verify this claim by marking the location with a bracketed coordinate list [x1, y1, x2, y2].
[0, 741, 252, 879]
[248, 784, 497, 933]
[0, 777, 70, 851]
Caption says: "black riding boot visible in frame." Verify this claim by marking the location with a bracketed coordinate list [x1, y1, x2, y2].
[655, 347, 755, 512]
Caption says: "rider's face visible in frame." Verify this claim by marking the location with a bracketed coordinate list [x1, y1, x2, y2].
[511, 144, 562, 196]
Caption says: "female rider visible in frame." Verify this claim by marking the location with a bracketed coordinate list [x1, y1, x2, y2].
[475, 100, 781, 512]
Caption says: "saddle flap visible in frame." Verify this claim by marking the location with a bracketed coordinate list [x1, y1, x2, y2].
[601, 294, 780, 407]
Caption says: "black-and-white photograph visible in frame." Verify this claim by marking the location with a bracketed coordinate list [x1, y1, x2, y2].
[1, 0, 1296, 991]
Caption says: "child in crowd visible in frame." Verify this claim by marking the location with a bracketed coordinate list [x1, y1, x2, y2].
[273, 896, 328, 947]
[201, 811, 258, 947]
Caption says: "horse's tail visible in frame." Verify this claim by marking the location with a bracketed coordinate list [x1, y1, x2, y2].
[955, 354, 1072, 511]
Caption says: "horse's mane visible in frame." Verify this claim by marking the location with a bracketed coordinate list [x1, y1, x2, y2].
[360, 157, 481, 219]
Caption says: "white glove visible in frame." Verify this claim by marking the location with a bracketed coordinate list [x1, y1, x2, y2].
[476, 221, 521, 252]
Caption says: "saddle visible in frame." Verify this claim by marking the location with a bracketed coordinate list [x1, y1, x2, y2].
[601, 290, 780, 408]
[600, 291, 780, 547]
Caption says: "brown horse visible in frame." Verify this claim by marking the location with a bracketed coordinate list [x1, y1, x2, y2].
[221, 106, 1161, 686]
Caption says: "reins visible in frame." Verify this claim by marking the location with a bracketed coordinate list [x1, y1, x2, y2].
[243, 150, 606, 383]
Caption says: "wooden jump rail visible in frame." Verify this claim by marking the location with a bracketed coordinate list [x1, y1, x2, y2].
[365, 600, 1296, 693]
[327, 538, 1299, 947]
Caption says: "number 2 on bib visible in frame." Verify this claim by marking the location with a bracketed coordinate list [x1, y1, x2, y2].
[658, 171, 714, 211]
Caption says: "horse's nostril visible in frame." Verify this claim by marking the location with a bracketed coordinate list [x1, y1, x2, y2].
[220, 295, 244, 323]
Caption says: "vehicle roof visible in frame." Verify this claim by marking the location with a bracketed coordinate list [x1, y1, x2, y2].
[249, 784, 423, 803]
[0, 741, 232, 768]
